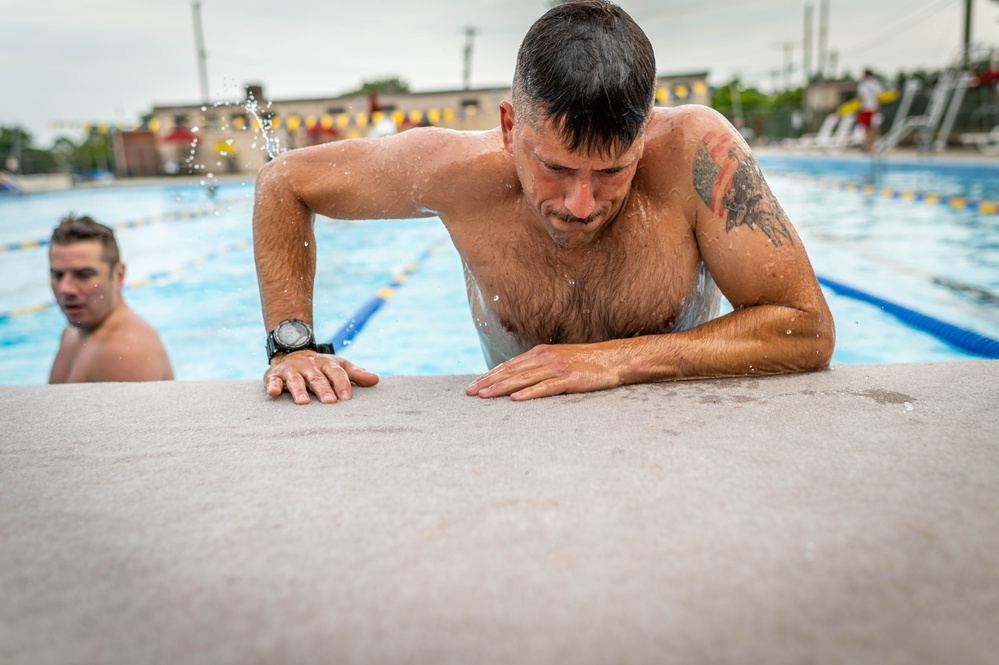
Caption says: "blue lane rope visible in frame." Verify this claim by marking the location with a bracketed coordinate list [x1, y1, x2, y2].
[817, 274, 999, 359]
[0, 200, 251, 254]
[0, 239, 251, 324]
[779, 173, 999, 215]
[326, 237, 450, 350]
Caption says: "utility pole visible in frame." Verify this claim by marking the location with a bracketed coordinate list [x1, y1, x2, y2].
[803, 2, 813, 85]
[817, 0, 829, 80]
[962, 0, 973, 70]
[783, 41, 794, 91]
[772, 41, 797, 92]
[802, 3, 815, 132]
[463, 27, 477, 90]
[192, 1, 210, 103]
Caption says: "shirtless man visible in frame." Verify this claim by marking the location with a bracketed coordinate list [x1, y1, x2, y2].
[253, 0, 834, 404]
[48, 215, 174, 383]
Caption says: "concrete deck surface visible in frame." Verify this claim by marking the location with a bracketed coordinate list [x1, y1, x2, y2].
[1, 361, 997, 664]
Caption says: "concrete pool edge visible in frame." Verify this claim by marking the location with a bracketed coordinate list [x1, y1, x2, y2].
[2, 360, 997, 664]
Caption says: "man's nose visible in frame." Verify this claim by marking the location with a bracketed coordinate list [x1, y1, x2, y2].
[54, 274, 77, 295]
[564, 177, 596, 220]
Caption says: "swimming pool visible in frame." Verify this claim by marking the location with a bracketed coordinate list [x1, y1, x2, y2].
[1, 152, 997, 385]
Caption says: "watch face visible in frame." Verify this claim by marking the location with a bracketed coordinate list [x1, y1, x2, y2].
[275, 320, 312, 348]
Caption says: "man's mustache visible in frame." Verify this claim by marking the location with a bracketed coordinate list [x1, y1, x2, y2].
[548, 208, 607, 225]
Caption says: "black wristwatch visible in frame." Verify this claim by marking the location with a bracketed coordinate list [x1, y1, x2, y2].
[265, 319, 335, 363]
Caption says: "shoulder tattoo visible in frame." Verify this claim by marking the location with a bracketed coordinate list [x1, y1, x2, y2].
[693, 130, 794, 248]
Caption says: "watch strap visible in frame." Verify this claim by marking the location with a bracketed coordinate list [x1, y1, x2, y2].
[265, 331, 335, 363]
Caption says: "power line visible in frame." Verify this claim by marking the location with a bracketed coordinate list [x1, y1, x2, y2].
[842, 0, 957, 58]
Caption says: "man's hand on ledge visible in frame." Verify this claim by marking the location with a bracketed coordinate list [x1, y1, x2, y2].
[265, 350, 379, 405]
[466, 343, 623, 401]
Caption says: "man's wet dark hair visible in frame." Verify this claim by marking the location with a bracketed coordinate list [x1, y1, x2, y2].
[50, 215, 120, 267]
[512, 0, 656, 157]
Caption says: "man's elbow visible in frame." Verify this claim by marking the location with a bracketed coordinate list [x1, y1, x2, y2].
[255, 156, 288, 194]
[798, 312, 835, 371]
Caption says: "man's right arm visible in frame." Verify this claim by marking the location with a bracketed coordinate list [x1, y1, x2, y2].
[252, 129, 461, 404]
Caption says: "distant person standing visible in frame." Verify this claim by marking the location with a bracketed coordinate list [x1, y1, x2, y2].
[857, 69, 883, 152]
[48, 215, 174, 383]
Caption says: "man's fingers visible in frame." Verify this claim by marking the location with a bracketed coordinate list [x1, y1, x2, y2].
[467, 352, 544, 395]
[476, 365, 563, 399]
[348, 366, 380, 387]
[265, 374, 284, 397]
[282, 373, 314, 405]
[264, 353, 379, 405]
[339, 359, 380, 388]
[304, 368, 338, 403]
[318, 361, 352, 401]
[510, 377, 571, 401]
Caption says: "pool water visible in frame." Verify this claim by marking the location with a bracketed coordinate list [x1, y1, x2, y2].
[757, 153, 999, 363]
[1, 153, 997, 385]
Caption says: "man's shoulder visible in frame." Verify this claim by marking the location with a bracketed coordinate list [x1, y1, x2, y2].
[641, 106, 739, 175]
[644, 106, 738, 158]
[405, 127, 516, 212]
[400, 126, 503, 157]
[90, 309, 172, 381]
[397, 126, 508, 176]
[648, 105, 734, 138]
[99, 307, 166, 353]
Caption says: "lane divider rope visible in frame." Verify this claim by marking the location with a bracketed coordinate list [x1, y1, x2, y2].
[816, 274, 999, 359]
[0, 199, 252, 254]
[326, 237, 450, 351]
[0, 239, 251, 324]
[777, 172, 999, 215]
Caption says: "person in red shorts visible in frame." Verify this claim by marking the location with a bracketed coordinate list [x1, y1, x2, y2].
[857, 69, 883, 152]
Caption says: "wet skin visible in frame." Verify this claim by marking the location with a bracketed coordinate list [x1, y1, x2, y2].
[253, 104, 834, 404]
[48, 241, 173, 383]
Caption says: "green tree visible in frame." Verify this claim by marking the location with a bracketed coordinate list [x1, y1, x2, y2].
[0, 126, 58, 175]
[342, 77, 411, 96]
[710, 80, 774, 118]
[69, 130, 115, 176]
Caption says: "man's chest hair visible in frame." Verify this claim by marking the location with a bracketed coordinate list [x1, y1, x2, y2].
[473, 233, 703, 345]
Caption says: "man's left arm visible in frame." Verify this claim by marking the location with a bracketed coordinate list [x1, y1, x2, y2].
[468, 117, 834, 400]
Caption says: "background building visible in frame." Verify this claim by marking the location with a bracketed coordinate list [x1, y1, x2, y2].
[143, 73, 710, 177]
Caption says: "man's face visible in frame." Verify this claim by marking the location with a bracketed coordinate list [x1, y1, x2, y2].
[501, 101, 645, 249]
[49, 240, 123, 331]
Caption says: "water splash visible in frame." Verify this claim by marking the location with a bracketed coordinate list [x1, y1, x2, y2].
[243, 90, 283, 160]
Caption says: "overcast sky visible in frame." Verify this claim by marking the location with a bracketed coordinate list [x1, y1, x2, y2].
[3, 0, 998, 147]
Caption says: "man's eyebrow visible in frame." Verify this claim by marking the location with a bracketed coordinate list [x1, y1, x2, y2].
[535, 151, 633, 172]
[533, 150, 564, 166]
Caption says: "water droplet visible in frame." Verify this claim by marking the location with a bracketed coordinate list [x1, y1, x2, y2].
[493, 295, 499, 301]
[304, 242, 309, 247]
[786, 329, 792, 334]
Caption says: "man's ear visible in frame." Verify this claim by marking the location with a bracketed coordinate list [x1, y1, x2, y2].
[112, 262, 125, 290]
[499, 101, 515, 154]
